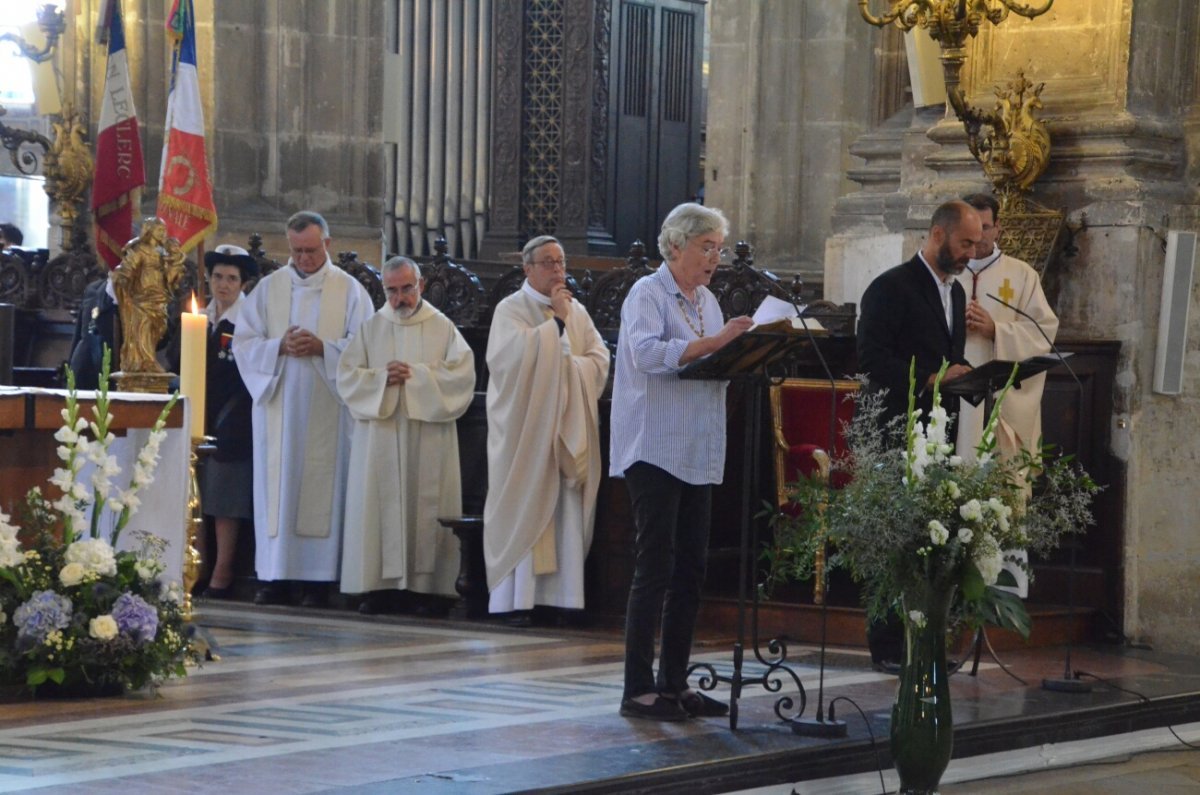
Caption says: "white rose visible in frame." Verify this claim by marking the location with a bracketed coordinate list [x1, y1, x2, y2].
[957, 527, 974, 544]
[160, 580, 184, 606]
[59, 562, 86, 587]
[89, 614, 119, 641]
[928, 520, 950, 546]
[959, 499, 983, 523]
[135, 558, 162, 581]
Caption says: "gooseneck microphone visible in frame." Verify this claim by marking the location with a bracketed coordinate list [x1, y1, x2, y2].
[986, 291, 1092, 694]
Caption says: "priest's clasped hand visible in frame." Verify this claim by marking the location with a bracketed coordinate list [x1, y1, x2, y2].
[965, 299, 996, 339]
[280, 325, 325, 358]
[550, 283, 573, 320]
[385, 360, 412, 386]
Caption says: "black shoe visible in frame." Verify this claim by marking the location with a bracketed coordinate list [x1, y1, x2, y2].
[254, 582, 289, 606]
[300, 583, 328, 608]
[620, 696, 689, 722]
[872, 659, 902, 675]
[203, 585, 233, 600]
[676, 691, 729, 718]
[505, 611, 533, 627]
[358, 592, 390, 615]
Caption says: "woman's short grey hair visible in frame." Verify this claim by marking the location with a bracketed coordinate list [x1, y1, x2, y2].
[657, 203, 729, 261]
[286, 210, 330, 238]
[522, 235, 562, 266]
[382, 255, 421, 280]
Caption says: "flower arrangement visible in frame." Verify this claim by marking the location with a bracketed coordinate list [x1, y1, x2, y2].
[766, 360, 1100, 636]
[0, 348, 192, 694]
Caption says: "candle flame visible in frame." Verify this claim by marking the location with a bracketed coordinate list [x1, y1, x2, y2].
[190, 293, 199, 314]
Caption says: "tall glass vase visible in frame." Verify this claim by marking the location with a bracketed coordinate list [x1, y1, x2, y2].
[890, 582, 956, 795]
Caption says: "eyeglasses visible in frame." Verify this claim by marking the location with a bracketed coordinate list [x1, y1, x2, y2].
[385, 284, 419, 297]
[533, 258, 566, 270]
[698, 243, 731, 263]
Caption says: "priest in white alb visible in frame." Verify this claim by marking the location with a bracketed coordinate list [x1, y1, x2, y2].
[336, 257, 475, 615]
[956, 193, 1060, 596]
[233, 211, 374, 607]
[484, 236, 610, 621]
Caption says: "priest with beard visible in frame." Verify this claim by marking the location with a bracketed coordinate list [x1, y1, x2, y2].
[856, 199, 982, 670]
[336, 256, 476, 615]
[233, 211, 374, 607]
[484, 235, 610, 624]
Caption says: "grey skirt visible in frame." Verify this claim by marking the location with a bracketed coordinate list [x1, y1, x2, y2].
[200, 457, 254, 520]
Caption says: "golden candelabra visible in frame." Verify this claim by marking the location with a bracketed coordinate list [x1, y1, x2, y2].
[860, 0, 1065, 271]
[858, 1, 1053, 204]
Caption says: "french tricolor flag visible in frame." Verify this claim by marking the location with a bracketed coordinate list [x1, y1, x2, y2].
[157, 0, 216, 252]
[91, 0, 145, 269]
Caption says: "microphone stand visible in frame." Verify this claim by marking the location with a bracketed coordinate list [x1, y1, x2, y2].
[790, 298, 850, 737]
[986, 292, 1092, 694]
[747, 265, 846, 736]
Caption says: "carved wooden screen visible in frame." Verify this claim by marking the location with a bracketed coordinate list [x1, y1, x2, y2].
[608, 0, 704, 252]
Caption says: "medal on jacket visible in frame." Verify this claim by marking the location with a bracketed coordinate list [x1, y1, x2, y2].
[218, 332, 235, 361]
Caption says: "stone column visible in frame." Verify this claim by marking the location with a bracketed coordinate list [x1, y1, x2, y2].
[706, 1, 878, 283]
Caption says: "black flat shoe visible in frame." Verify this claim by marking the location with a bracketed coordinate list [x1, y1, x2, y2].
[358, 593, 390, 615]
[299, 584, 328, 608]
[619, 696, 689, 722]
[203, 585, 233, 600]
[254, 583, 290, 606]
[677, 691, 729, 718]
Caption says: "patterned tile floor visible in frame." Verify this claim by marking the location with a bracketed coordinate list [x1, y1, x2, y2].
[2, 603, 1198, 794]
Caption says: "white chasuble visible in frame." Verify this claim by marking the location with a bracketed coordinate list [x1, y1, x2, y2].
[955, 251, 1058, 599]
[484, 285, 610, 611]
[233, 261, 374, 581]
[955, 251, 1059, 460]
[336, 301, 475, 596]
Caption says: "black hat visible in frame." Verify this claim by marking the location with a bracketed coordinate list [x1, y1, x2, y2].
[204, 245, 259, 279]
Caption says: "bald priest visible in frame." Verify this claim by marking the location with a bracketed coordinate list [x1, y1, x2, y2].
[336, 256, 476, 610]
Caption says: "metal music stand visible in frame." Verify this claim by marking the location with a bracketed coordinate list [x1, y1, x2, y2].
[678, 324, 829, 730]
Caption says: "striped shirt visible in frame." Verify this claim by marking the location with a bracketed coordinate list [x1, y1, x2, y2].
[609, 264, 728, 485]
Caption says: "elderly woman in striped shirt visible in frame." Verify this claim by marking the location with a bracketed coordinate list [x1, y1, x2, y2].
[609, 202, 753, 722]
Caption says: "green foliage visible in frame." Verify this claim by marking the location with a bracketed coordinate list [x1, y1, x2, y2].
[765, 364, 1101, 638]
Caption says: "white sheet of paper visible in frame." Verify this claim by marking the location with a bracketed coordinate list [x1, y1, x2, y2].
[750, 295, 823, 331]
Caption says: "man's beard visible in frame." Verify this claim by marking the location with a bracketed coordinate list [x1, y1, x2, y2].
[395, 299, 420, 319]
[936, 240, 966, 275]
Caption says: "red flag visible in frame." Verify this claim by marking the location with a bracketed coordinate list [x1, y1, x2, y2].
[156, 0, 216, 252]
[91, 0, 145, 269]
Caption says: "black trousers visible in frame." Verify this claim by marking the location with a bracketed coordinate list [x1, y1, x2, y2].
[622, 461, 712, 700]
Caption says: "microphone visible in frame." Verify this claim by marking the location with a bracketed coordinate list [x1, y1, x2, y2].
[985, 292, 1080, 392]
[986, 291, 1092, 693]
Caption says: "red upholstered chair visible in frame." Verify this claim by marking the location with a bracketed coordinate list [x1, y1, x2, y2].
[768, 378, 859, 603]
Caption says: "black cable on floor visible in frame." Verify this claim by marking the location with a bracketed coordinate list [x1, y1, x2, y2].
[1075, 670, 1200, 751]
[826, 695, 888, 795]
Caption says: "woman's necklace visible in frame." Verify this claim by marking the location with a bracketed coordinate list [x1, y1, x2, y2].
[675, 293, 704, 337]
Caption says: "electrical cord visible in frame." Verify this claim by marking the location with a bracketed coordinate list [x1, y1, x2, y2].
[1075, 670, 1200, 751]
[826, 696, 888, 795]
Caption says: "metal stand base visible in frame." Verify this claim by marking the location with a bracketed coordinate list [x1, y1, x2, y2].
[791, 717, 848, 738]
[1042, 676, 1094, 693]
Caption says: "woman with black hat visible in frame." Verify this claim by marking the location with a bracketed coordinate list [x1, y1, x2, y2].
[198, 244, 258, 598]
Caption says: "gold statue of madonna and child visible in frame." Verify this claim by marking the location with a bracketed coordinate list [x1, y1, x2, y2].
[111, 217, 187, 393]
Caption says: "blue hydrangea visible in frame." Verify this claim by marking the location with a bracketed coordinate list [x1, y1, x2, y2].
[13, 590, 73, 642]
[111, 592, 158, 644]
